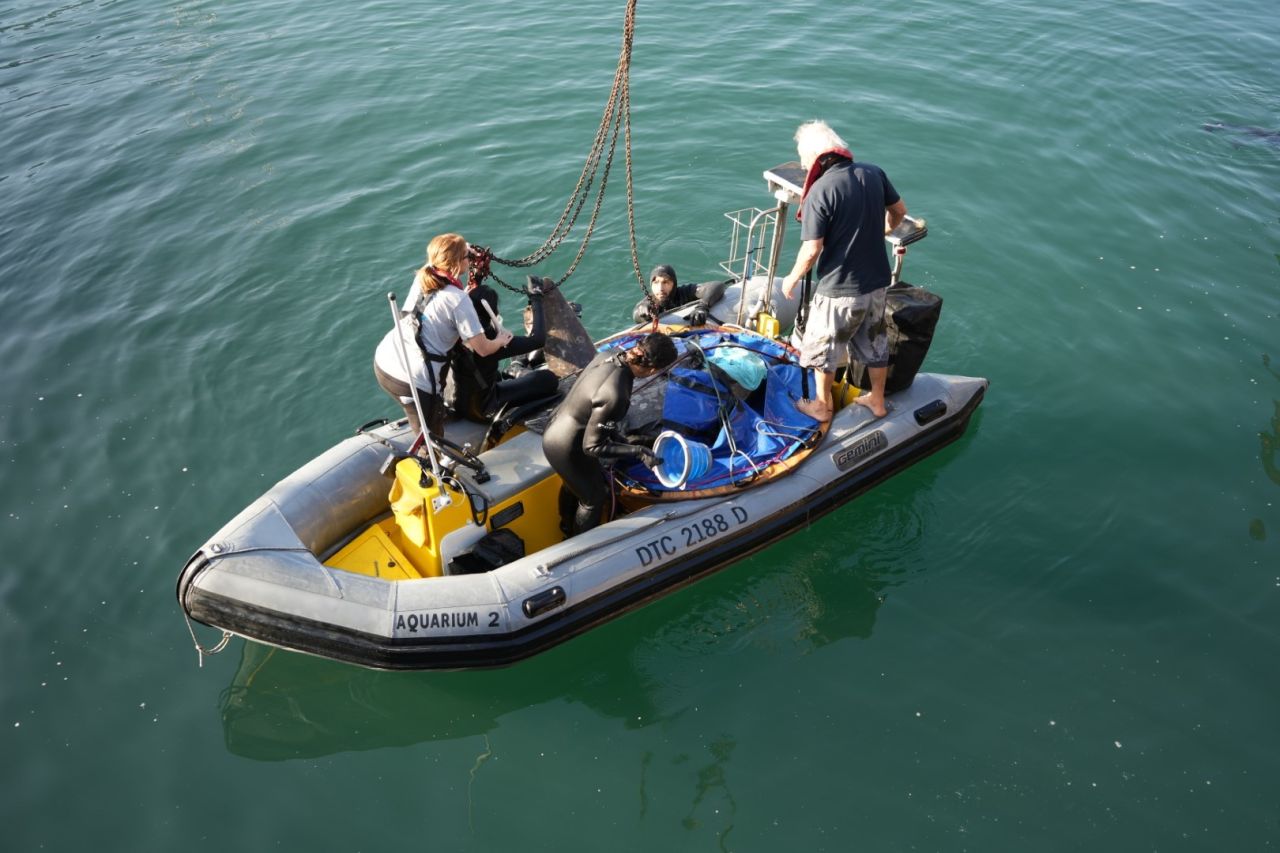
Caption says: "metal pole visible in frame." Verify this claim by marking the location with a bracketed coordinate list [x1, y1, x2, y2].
[890, 244, 907, 287]
[386, 292, 446, 494]
[737, 205, 783, 325]
[735, 230, 757, 326]
[762, 200, 790, 315]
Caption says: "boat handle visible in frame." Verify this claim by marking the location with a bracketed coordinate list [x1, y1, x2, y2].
[355, 417, 391, 434]
[523, 586, 566, 618]
[913, 399, 947, 426]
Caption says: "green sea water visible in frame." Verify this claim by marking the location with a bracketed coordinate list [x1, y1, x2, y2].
[3, 0, 1279, 850]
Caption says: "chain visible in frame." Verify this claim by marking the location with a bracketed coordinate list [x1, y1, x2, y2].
[621, 55, 644, 297]
[553, 88, 626, 285]
[476, 0, 644, 297]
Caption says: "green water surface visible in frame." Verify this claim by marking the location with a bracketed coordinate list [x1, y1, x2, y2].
[2, 0, 1279, 850]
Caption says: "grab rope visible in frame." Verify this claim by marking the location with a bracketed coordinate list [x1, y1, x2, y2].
[183, 610, 232, 668]
[472, 0, 644, 299]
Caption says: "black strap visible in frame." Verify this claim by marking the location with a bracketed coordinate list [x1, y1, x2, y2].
[411, 335, 449, 399]
[793, 268, 814, 399]
[408, 289, 454, 399]
[795, 270, 813, 335]
[798, 270, 813, 400]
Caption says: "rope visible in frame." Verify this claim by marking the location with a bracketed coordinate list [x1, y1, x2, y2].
[474, 0, 644, 297]
[183, 610, 232, 668]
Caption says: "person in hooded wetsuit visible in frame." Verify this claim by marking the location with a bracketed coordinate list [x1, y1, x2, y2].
[542, 332, 679, 536]
[632, 264, 730, 326]
[447, 276, 560, 422]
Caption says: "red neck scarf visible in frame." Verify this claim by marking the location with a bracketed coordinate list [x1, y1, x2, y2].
[796, 147, 853, 220]
[424, 265, 465, 290]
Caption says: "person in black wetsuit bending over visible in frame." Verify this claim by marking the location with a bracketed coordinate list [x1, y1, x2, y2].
[542, 332, 679, 536]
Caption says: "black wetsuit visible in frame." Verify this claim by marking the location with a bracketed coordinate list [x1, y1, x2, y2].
[449, 285, 558, 421]
[632, 279, 730, 324]
[542, 351, 650, 535]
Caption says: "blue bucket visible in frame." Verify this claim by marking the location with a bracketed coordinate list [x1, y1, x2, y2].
[653, 430, 713, 489]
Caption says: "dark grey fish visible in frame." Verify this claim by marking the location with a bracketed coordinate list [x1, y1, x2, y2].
[1202, 121, 1280, 147]
[539, 282, 597, 377]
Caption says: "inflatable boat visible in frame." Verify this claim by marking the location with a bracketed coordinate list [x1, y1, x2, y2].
[178, 164, 988, 671]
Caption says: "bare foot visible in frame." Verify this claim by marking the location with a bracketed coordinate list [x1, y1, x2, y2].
[796, 398, 832, 422]
[853, 394, 888, 419]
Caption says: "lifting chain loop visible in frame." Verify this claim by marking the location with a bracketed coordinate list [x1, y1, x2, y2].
[475, 0, 644, 299]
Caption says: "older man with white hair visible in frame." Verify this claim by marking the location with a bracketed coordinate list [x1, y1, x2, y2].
[782, 120, 907, 422]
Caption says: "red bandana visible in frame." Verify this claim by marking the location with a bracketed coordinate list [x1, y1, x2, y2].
[795, 147, 853, 221]
[425, 265, 465, 290]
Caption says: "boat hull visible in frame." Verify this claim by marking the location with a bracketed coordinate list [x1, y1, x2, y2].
[178, 372, 986, 670]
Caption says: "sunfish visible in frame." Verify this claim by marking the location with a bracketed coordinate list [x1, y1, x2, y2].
[537, 279, 597, 378]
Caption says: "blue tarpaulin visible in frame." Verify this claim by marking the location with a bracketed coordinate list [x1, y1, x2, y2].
[602, 329, 820, 492]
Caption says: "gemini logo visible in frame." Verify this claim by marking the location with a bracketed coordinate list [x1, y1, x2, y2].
[833, 430, 888, 471]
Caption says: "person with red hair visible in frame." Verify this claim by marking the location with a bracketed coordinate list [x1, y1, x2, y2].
[374, 233, 513, 436]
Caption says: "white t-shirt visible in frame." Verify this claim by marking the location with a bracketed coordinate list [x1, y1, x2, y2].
[374, 284, 485, 391]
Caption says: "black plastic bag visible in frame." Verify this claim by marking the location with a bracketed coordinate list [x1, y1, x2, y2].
[846, 282, 943, 393]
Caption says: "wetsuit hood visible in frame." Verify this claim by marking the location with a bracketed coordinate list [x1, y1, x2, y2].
[649, 264, 678, 288]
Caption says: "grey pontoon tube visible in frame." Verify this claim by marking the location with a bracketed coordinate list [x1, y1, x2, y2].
[386, 292, 447, 496]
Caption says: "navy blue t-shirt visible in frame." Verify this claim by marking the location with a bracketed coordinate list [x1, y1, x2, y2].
[800, 160, 900, 297]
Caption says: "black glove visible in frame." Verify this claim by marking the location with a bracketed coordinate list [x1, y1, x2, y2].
[638, 448, 659, 469]
[688, 303, 708, 326]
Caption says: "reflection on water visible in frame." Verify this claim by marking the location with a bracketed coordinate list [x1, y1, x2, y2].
[466, 734, 492, 831]
[680, 736, 737, 851]
[219, 488, 936, 762]
[1253, 353, 1280, 541]
[634, 479, 935, 670]
[638, 737, 740, 852]
[219, 640, 662, 761]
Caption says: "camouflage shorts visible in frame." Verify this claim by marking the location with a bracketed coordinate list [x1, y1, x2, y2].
[798, 289, 888, 373]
